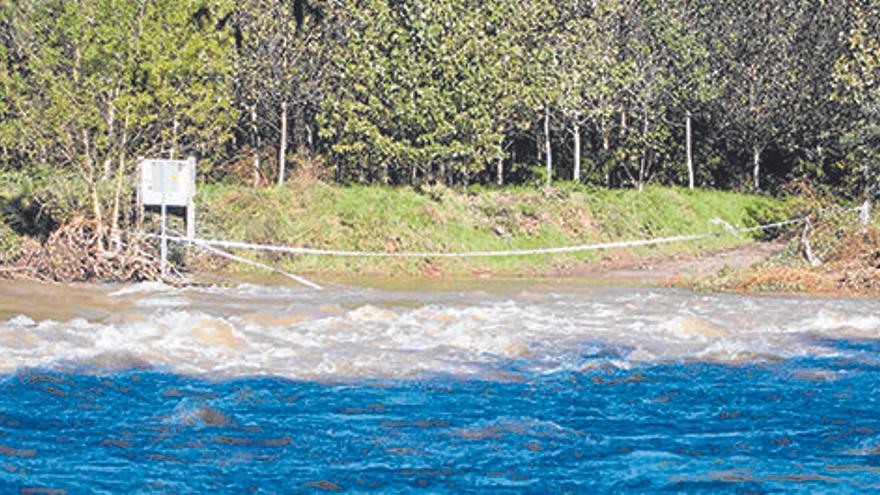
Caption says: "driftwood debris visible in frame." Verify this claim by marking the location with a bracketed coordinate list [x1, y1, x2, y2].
[0, 217, 177, 284]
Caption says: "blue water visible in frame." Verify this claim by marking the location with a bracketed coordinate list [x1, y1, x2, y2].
[2, 342, 880, 493]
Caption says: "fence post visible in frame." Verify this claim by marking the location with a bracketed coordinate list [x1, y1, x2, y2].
[801, 217, 822, 267]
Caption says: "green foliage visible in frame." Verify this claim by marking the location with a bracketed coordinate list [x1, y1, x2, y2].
[320, 0, 539, 184]
[0, 168, 97, 233]
[1, 0, 237, 229]
[0, 0, 877, 238]
[834, 5, 880, 199]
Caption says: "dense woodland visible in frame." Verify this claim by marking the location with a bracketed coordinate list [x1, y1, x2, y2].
[0, 0, 878, 228]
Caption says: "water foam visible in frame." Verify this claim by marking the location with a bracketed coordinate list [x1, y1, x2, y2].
[1, 284, 879, 379]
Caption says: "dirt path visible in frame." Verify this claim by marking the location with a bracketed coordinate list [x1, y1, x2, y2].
[565, 241, 787, 285]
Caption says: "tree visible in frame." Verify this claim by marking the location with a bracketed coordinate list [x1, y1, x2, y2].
[664, 0, 720, 189]
[235, 0, 327, 186]
[552, 2, 601, 183]
[320, 0, 518, 186]
[4, 0, 236, 234]
[709, 0, 803, 190]
[614, 0, 683, 190]
[834, 3, 880, 200]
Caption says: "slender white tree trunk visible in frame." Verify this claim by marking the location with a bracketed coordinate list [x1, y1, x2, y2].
[251, 104, 260, 187]
[102, 93, 116, 180]
[602, 117, 610, 151]
[496, 154, 503, 186]
[638, 109, 649, 191]
[602, 119, 611, 187]
[83, 130, 104, 241]
[686, 110, 694, 189]
[111, 155, 125, 238]
[278, 99, 288, 186]
[544, 107, 552, 186]
[753, 145, 761, 190]
[111, 117, 129, 236]
[573, 122, 581, 183]
[638, 160, 645, 191]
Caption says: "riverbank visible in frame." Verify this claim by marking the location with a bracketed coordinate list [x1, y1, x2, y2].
[190, 182, 880, 296]
[6, 173, 877, 294]
[187, 180, 794, 278]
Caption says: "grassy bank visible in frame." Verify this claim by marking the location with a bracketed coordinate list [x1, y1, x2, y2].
[191, 180, 794, 277]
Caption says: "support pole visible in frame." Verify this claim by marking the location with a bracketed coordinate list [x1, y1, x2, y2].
[161, 202, 168, 276]
[160, 162, 168, 276]
[186, 157, 196, 240]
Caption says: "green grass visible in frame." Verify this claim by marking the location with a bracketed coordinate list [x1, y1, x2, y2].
[194, 181, 795, 277]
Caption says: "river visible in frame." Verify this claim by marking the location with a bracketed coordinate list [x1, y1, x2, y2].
[0, 279, 879, 493]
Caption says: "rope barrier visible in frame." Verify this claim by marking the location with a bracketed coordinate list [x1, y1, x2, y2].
[184, 235, 324, 290]
[155, 229, 324, 290]
[153, 205, 865, 260]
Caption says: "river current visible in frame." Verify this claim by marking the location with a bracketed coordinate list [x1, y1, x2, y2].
[0, 279, 879, 493]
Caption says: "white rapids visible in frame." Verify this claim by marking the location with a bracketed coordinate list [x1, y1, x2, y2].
[0, 280, 879, 379]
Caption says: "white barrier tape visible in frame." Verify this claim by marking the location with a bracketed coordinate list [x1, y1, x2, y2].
[187, 237, 324, 290]
[157, 229, 324, 290]
[151, 206, 863, 259]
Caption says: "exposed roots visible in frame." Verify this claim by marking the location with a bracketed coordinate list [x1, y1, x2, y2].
[0, 217, 183, 284]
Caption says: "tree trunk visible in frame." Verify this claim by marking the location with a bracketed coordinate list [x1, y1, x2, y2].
[251, 104, 260, 187]
[573, 122, 581, 183]
[278, 99, 288, 186]
[111, 155, 125, 239]
[111, 117, 129, 236]
[83, 130, 104, 242]
[544, 106, 552, 186]
[686, 110, 694, 189]
[638, 109, 649, 191]
[102, 93, 116, 180]
[496, 152, 503, 186]
[638, 159, 645, 191]
[753, 145, 761, 190]
[602, 119, 611, 187]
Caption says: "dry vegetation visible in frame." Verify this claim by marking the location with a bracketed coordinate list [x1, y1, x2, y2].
[0, 217, 176, 284]
[703, 217, 880, 296]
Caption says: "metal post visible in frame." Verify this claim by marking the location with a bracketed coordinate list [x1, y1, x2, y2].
[160, 163, 168, 276]
[186, 156, 196, 241]
[160, 202, 168, 276]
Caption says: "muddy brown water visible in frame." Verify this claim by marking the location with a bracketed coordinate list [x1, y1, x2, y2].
[0, 277, 877, 379]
